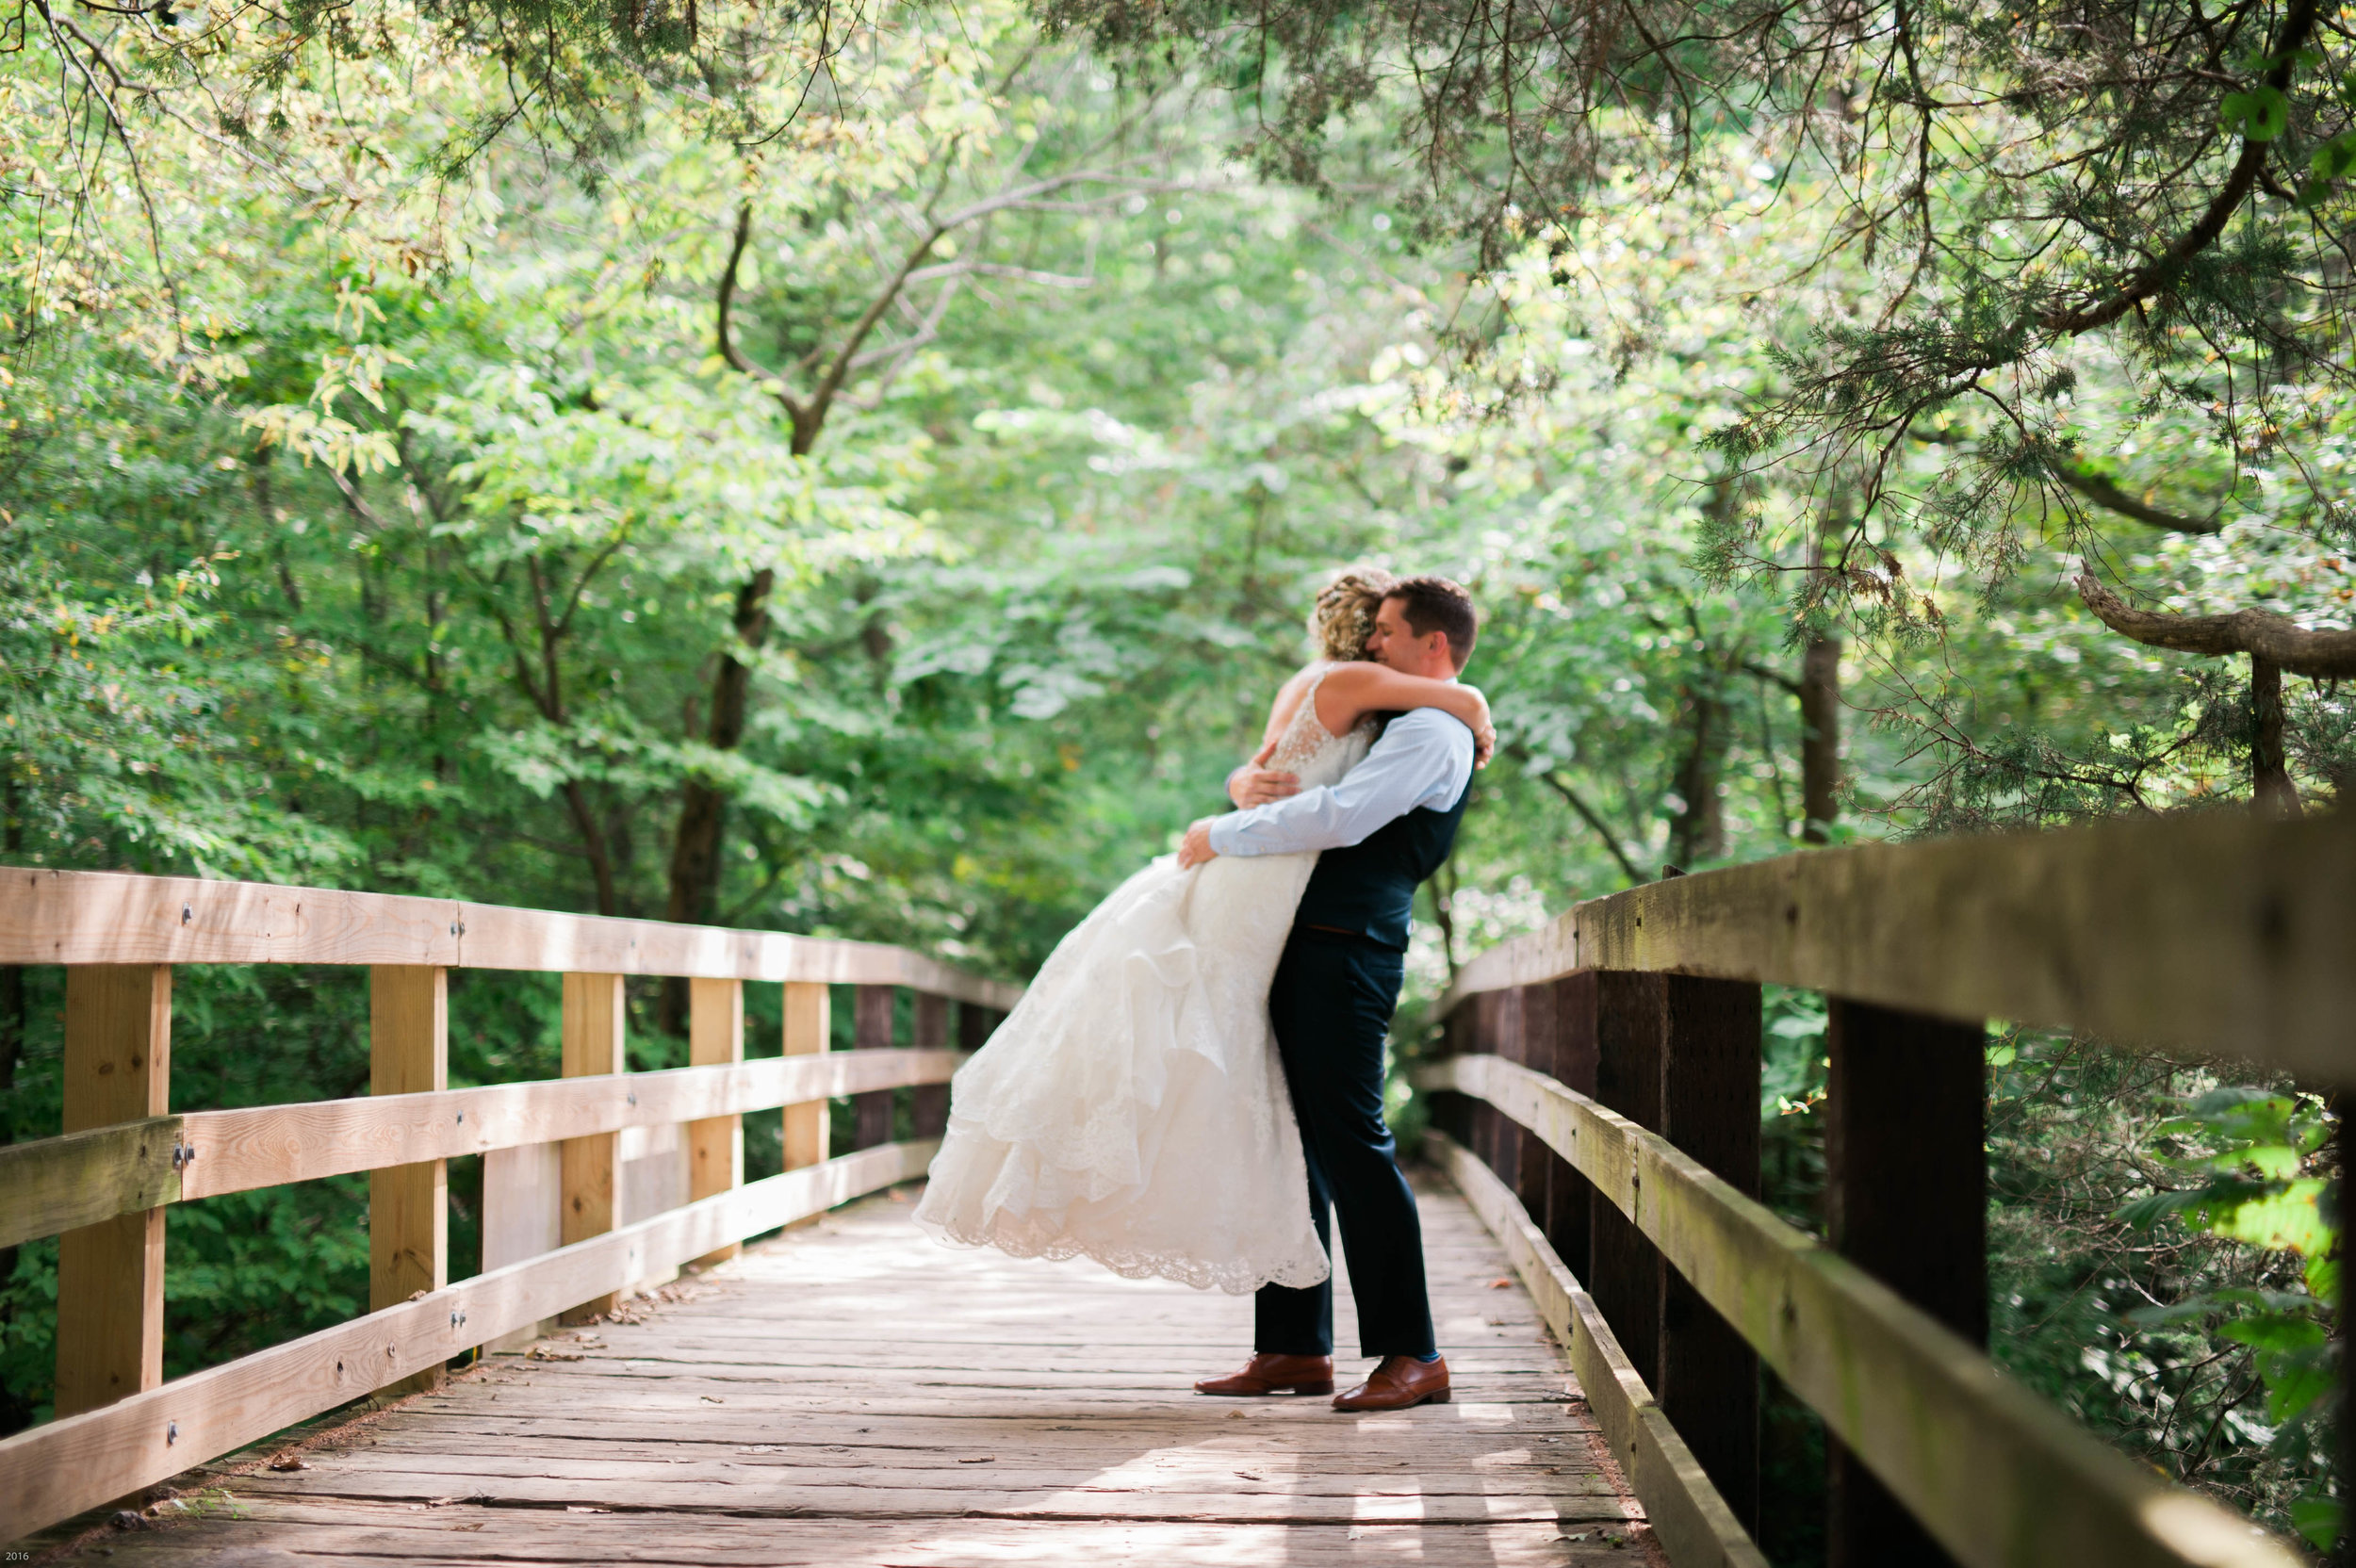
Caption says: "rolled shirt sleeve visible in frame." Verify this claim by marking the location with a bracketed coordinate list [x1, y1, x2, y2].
[1205, 708, 1475, 858]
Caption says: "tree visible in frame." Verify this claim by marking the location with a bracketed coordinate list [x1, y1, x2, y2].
[1053, 0, 2355, 818]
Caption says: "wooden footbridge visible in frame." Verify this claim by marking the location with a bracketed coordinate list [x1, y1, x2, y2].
[2, 807, 2350, 1566]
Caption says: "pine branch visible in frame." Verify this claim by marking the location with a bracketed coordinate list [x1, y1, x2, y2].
[2052, 466, 2222, 536]
[2074, 575, 2356, 677]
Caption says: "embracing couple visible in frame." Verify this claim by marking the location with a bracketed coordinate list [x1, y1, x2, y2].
[914, 572, 1490, 1413]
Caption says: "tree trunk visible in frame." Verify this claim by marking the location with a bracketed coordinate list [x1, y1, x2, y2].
[660, 567, 777, 1036]
[1799, 632, 1841, 843]
[1800, 498, 1844, 844]
[1670, 685, 1728, 868]
[2250, 655, 2301, 818]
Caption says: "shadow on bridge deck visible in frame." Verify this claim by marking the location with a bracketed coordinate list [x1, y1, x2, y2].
[50, 1173, 1658, 1567]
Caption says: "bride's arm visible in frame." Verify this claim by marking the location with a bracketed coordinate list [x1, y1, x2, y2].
[1227, 670, 1313, 807]
[1315, 664, 1495, 763]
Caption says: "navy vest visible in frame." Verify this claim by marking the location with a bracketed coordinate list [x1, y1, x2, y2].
[1292, 776, 1472, 951]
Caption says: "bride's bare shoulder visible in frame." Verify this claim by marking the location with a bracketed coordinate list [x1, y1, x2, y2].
[1259, 662, 1332, 739]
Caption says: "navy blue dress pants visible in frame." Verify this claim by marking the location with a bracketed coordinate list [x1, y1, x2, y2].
[1253, 928, 1436, 1359]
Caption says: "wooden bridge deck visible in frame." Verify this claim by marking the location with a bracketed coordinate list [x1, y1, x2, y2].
[57, 1174, 1656, 1567]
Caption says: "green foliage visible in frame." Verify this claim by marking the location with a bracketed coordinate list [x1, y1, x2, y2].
[0, 0, 2342, 1552]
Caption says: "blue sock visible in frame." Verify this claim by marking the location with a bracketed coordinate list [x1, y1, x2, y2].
[1415, 1351, 1441, 1363]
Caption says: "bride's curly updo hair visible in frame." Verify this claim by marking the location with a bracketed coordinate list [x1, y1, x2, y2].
[1309, 568, 1398, 662]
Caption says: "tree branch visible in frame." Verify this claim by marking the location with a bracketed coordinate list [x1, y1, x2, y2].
[1537, 769, 1646, 886]
[715, 201, 811, 429]
[2052, 465, 2223, 535]
[2075, 574, 2356, 677]
[2038, 0, 2318, 335]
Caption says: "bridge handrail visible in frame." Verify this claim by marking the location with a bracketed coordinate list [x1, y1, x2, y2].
[1411, 1054, 2301, 1568]
[1441, 807, 2355, 1078]
[0, 866, 1018, 1543]
[1419, 809, 2351, 1568]
[3, 1140, 937, 1535]
[0, 867, 1023, 1009]
[0, 1048, 964, 1251]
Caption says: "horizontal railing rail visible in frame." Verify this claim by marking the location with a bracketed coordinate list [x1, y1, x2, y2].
[1443, 807, 2355, 1079]
[0, 868, 1023, 1010]
[1414, 1054, 2300, 1568]
[1424, 1127, 1766, 1568]
[0, 1048, 963, 1252]
[0, 866, 1018, 1545]
[1418, 810, 2347, 1568]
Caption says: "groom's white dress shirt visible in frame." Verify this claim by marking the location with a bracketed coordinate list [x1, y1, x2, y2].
[1206, 709, 1477, 858]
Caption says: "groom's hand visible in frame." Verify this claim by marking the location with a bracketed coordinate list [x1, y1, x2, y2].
[1177, 819, 1220, 868]
[1227, 764, 1301, 808]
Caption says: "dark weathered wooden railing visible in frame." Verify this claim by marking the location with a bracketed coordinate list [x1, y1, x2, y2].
[1417, 808, 2353, 1568]
[0, 869, 1015, 1539]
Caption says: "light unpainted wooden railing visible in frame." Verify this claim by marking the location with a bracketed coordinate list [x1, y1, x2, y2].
[1415, 808, 2355, 1568]
[0, 868, 1018, 1540]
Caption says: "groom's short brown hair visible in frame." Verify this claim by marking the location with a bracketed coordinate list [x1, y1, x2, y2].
[1387, 577, 1479, 670]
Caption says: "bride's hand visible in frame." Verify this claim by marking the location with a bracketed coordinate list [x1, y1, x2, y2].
[1177, 819, 1220, 868]
[1462, 688, 1496, 767]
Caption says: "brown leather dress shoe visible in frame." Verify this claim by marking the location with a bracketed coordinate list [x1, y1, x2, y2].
[1194, 1352, 1335, 1396]
[1332, 1354, 1450, 1411]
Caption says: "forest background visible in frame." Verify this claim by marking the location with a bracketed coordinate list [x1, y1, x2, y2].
[0, 0, 2349, 1557]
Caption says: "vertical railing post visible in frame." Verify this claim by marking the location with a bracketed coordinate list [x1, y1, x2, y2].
[560, 972, 625, 1324]
[1513, 981, 1555, 1219]
[911, 992, 950, 1139]
[1588, 972, 1665, 1386]
[1824, 999, 1987, 1567]
[851, 984, 897, 1150]
[1656, 974, 1762, 1528]
[782, 980, 830, 1184]
[1490, 987, 1527, 1195]
[54, 964, 171, 1417]
[1544, 972, 1599, 1282]
[687, 977, 744, 1269]
[957, 1000, 994, 1058]
[370, 966, 450, 1393]
[1472, 991, 1505, 1173]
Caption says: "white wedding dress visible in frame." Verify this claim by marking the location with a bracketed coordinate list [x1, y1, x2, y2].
[913, 664, 1372, 1293]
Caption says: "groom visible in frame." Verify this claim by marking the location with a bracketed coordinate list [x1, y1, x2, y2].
[1175, 575, 1481, 1413]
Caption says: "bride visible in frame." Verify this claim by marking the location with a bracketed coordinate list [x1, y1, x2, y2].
[913, 569, 1493, 1292]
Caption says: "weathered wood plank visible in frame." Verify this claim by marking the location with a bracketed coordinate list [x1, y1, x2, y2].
[559, 973, 625, 1326]
[0, 1119, 180, 1252]
[85, 1504, 1631, 1568]
[1430, 1130, 1768, 1568]
[0, 867, 1023, 1010]
[0, 1051, 963, 1228]
[850, 984, 897, 1151]
[54, 965, 172, 1419]
[1415, 1054, 2304, 1568]
[368, 966, 449, 1397]
[1824, 1000, 1988, 1568]
[781, 982, 830, 1183]
[1441, 810, 2356, 1077]
[35, 1176, 1657, 1568]
[686, 977, 745, 1270]
[0, 1140, 937, 1539]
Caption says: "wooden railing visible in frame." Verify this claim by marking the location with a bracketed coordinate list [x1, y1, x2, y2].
[1415, 808, 2354, 1568]
[0, 869, 1018, 1540]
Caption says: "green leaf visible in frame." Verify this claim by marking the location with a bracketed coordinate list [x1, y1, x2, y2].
[2220, 86, 2291, 141]
[2305, 1252, 2339, 1309]
[2217, 1311, 2325, 1353]
[2210, 1179, 2333, 1254]
[2256, 1341, 2337, 1424]
[2311, 133, 2356, 181]
[2291, 1496, 2345, 1552]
